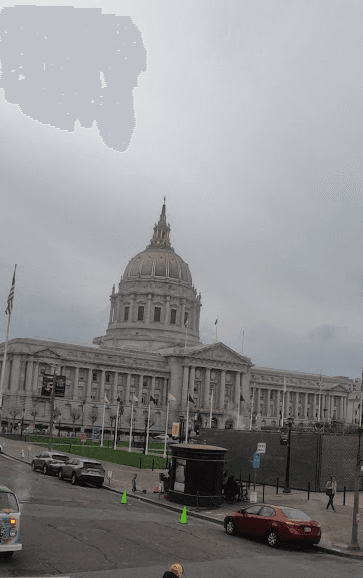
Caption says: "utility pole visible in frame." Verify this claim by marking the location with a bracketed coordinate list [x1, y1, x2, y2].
[348, 426, 363, 550]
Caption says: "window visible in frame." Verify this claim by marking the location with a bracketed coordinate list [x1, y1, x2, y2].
[138, 306, 144, 321]
[259, 506, 275, 517]
[92, 371, 98, 382]
[184, 311, 188, 326]
[106, 374, 110, 383]
[270, 391, 274, 400]
[170, 309, 177, 324]
[79, 371, 85, 381]
[154, 307, 161, 322]
[124, 307, 129, 321]
[78, 387, 84, 400]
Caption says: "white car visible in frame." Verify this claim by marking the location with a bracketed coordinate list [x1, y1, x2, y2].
[154, 434, 170, 441]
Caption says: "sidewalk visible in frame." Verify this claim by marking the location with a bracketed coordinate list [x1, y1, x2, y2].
[2, 436, 363, 560]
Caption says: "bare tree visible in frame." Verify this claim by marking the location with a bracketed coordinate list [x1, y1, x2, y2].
[9, 408, 20, 433]
[69, 409, 81, 437]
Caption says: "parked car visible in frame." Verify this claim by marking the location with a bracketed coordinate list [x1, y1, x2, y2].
[58, 458, 105, 487]
[0, 485, 22, 558]
[224, 504, 321, 548]
[23, 427, 35, 435]
[153, 434, 170, 441]
[31, 451, 70, 475]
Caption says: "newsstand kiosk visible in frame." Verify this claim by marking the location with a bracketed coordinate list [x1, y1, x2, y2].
[167, 443, 228, 507]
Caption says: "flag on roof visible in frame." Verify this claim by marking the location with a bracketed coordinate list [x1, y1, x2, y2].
[5, 265, 16, 316]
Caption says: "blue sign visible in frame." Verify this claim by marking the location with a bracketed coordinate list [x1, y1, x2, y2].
[252, 452, 260, 469]
[93, 427, 100, 441]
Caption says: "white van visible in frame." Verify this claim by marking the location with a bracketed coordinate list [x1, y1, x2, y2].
[0, 486, 22, 558]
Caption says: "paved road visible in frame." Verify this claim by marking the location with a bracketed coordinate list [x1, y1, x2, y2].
[0, 455, 363, 577]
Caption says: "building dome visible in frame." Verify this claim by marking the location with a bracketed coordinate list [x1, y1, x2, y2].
[93, 199, 202, 351]
[123, 248, 193, 286]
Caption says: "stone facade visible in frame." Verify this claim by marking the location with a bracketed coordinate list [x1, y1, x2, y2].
[0, 201, 356, 433]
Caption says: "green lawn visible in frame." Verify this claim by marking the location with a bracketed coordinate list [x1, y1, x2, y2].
[36, 443, 169, 469]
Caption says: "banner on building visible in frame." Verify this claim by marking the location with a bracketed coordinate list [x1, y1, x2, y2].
[54, 376, 66, 398]
[172, 422, 180, 437]
[41, 375, 53, 397]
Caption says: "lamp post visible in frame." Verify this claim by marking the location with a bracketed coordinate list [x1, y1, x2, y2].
[348, 426, 363, 550]
[283, 417, 294, 493]
[58, 412, 61, 437]
[20, 407, 25, 441]
[48, 364, 61, 451]
[179, 415, 185, 444]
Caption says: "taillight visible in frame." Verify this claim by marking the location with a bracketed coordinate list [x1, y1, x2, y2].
[9, 518, 16, 526]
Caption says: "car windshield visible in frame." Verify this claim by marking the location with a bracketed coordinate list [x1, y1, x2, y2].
[83, 462, 103, 470]
[0, 492, 18, 513]
[52, 455, 68, 462]
[280, 508, 311, 521]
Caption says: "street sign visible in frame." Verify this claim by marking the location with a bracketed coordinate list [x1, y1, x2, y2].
[81, 434, 87, 443]
[257, 443, 266, 453]
[250, 491, 257, 503]
[172, 422, 180, 436]
[280, 431, 288, 445]
[107, 471, 112, 479]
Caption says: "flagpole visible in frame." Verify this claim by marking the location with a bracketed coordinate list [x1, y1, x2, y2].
[145, 401, 151, 456]
[237, 387, 241, 430]
[0, 264, 16, 410]
[184, 321, 188, 349]
[209, 387, 213, 428]
[281, 378, 286, 428]
[242, 329, 244, 356]
[128, 399, 134, 452]
[360, 368, 363, 427]
[0, 314, 11, 410]
[113, 399, 120, 451]
[185, 391, 190, 443]
[163, 399, 169, 459]
[215, 320, 218, 342]
[318, 373, 322, 422]
[250, 382, 255, 430]
[100, 398, 107, 448]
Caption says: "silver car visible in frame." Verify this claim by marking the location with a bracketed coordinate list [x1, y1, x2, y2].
[58, 458, 105, 487]
[31, 451, 69, 475]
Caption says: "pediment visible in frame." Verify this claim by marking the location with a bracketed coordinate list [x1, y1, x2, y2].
[187, 343, 251, 365]
[33, 348, 61, 360]
[330, 384, 349, 393]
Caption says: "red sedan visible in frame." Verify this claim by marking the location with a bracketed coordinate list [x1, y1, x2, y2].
[224, 503, 321, 548]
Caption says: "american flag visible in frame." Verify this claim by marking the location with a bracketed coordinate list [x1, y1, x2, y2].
[5, 265, 16, 316]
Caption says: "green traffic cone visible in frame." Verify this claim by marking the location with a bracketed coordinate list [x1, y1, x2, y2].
[121, 490, 127, 504]
[179, 506, 188, 524]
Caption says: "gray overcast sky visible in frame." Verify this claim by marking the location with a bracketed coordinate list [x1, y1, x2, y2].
[1, 0, 362, 379]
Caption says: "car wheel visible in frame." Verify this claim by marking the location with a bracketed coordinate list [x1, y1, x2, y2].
[266, 529, 279, 548]
[31, 461, 36, 471]
[58, 469, 64, 480]
[3, 551, 13, 559]
[225, 519, 236, 535]
[43, 464, 48, 475]
[71, 472, 77, 485]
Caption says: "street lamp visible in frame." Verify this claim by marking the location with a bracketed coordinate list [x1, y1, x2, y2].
[348, 426, 363, 550]
[283, 417, 294, 493]
[179, 415, 185, 444]
[58, 412, 61, 437]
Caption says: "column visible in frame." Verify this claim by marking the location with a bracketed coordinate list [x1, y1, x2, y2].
[234, 372, 241, 405]
[151, 376, 156, 397]
[267, 389, 272, 417]
[99, 370, 106, 403]
[129, 295, 135, 323]
[219, 370, 226, 409]
[72, 367, 79, 400]
[294, 391, 299, 418]
[181, 366, 189, 409]
[204, 368, 211, 408]
[115, 298, 121, 322]
[313, 394, 317, 419]
[125, 373, 131, 404]
[10, 355, 22, 392]
[343, 396, 347, 421]
[255, 388, 261, 415]
[164, 296, 170, 324]
[145, 294, 152, 324]
[25, 360, 34, 392]
[32, 362, 39, 393]
[86, 368, 93, 401]
[112, 372, 118, 402]
[181, 299, 186, 328]
[189, 367, 195, 396]
[303, 392, 308, 419]
[138, 374, 143, 403]
[241, 371, 250, 410]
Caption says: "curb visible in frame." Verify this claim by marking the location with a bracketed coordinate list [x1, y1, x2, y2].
[3, 452, 363, 559]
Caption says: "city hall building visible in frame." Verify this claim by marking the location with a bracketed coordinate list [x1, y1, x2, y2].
[0, 202, 357, 435]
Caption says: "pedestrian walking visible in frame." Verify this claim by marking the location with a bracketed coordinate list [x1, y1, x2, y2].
[163, 563, 184, 577]
[325, 475, 337, 512]
[132, 474, 137, 492]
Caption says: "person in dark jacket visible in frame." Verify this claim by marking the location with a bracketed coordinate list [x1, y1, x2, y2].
[163, 563, 184, 577]
[224, 474, 239, 503]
